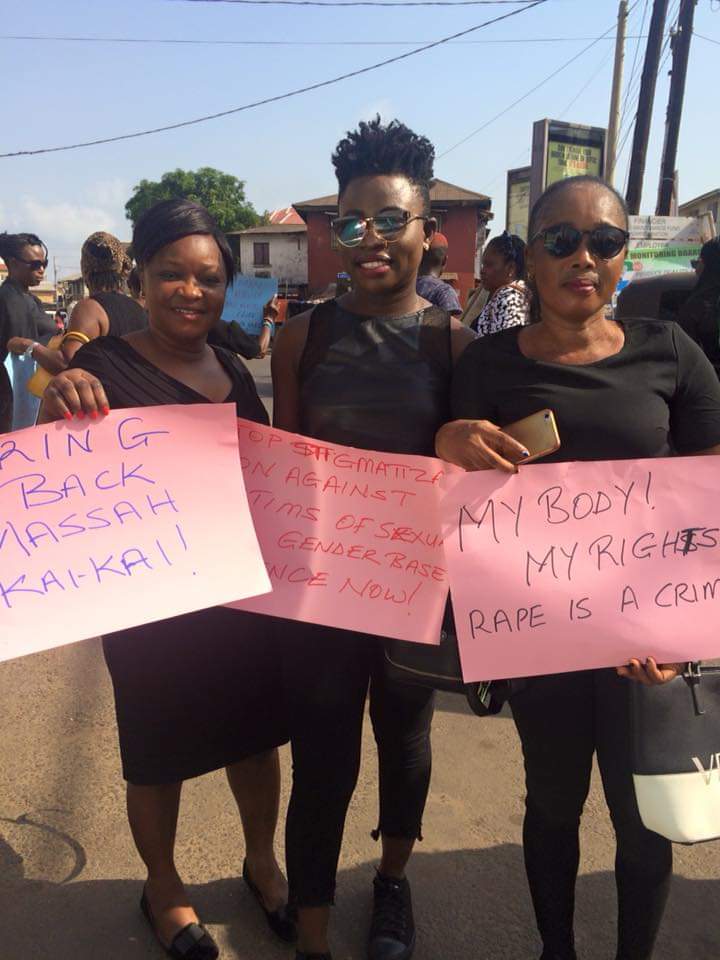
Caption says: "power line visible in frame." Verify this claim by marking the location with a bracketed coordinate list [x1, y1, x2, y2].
[619, 8, 676, 194]
[558, 45, 616, 118]
[0, 33, 651, 47]
[694, 31, 720, 46]
[619, 0, 649, 130]
[0, 0, 546, 159]
[437, 18, 620, 158]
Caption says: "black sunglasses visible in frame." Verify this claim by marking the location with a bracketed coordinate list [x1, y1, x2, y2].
[13, 256, 49, 270]
[531, 223, 629, 261]
[331, 211, 427, 248]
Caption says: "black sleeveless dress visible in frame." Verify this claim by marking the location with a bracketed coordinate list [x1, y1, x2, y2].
[299, 299, 452, 456]
[90, 291, 147, 337]
[70, 337, 287, 784]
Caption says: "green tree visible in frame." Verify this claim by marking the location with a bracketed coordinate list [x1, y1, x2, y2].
[125, 167, 261, 233]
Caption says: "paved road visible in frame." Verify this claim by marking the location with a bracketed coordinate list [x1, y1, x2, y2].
[1, 354, 718, 959]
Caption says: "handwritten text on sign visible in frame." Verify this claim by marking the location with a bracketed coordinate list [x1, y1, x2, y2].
[441, 457, 720, 681]
[230, 419, 456, 643]
[0, 405, 270, 662]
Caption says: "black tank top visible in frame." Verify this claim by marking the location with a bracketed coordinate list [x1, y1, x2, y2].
[298, 299, 453, 456]
[90, 291, 147, 338]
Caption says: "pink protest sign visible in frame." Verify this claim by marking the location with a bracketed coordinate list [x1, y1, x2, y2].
[0, 405, 270, 662]
[230, 419, 456, 642]
[442, 457, 720, 681]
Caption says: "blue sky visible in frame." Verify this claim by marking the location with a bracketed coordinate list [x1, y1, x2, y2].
[1, 0, 718, 277]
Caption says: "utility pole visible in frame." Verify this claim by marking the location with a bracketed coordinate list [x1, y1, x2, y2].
[656, 0, 697, 215]
[606, 0, 628, 186]
[626, 0, 669, 214]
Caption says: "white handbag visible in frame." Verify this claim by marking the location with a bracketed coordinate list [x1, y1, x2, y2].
[631, 664, 720, 844]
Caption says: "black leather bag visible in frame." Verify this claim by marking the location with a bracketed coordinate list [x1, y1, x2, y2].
[631, 663, 720, 844]
[384, 603, 510, 717]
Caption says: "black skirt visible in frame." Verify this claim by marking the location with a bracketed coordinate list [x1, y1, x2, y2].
[103, 607, 288, 784]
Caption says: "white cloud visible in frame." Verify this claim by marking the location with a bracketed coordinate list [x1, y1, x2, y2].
[85, 177, 130, 208]
[1, 188, 131, 275]
[17, 196, 121, 245]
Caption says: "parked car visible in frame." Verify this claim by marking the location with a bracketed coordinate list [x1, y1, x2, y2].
[615, 271, 696, 323]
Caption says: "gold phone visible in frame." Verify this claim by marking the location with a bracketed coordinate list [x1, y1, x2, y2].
[502, 409, 560, 464]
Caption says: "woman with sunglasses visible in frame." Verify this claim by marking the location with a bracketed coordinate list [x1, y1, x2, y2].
[471, 230, 529, 337]
[437, 175, 720, 960]
[271, 117, 476, 960]
[0, 231, 55, 430]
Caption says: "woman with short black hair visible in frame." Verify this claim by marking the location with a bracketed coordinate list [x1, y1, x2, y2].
[0, 231, 55, 430]
[41, 198, 294, 960]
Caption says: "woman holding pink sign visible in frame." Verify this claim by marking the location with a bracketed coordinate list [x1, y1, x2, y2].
[437, 175, 720, 960]
[41, 199, 294, 960]
[271, 117, 478, 960]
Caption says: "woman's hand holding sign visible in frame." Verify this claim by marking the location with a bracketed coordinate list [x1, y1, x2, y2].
[40, 367, 110, 422]
[435, 419, 529, 473]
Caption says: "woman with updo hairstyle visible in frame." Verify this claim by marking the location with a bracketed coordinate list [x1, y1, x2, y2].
[41, 199, 295, 960]
[57, 231, 147, 362]
[437, 175, 720, 960]
[471, 230, 529, 337]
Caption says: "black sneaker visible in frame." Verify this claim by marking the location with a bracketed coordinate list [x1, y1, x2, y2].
[368, 871, 416, 960]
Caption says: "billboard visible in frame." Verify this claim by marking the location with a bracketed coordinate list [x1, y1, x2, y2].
[506, 166, 531, 240]
[530, 119, 607, 209]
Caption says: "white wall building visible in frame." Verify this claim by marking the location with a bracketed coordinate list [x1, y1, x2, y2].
[233, 223, 308, 292]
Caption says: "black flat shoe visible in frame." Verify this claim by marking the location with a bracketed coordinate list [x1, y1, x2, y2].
[140, 888, 219, 960]
[242, 858, 297, 943]
[295, 953, 333, 959]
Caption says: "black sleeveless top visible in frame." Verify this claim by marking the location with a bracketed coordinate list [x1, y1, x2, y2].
[298, 299, 453, 456]
[90, 291, 147, 338]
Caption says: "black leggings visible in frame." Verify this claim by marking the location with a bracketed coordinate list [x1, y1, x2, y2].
[510, 669, 673, 960]
[279, 620, 435, 907]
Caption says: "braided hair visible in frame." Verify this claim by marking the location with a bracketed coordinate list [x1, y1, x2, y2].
[332, 116, 435, 214]
[0, 232, 48, 266]
[485, 231, 526, 281]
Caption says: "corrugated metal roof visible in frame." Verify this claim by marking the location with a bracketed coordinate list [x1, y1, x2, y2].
[229, 223, 307, 236]
[269, 206, 305, 225]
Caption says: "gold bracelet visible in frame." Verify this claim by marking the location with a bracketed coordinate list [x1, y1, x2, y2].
[61, 331, 91, 346]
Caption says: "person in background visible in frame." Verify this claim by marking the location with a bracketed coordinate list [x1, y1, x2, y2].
[272, 116, 474, 960]
[415, 232, 462, 315]
[437, 175, 720, 960]
[206, 295, 277, 360]
[59, 231, 147, 361]
[54, 308, 68, 333]
[126, 265, 146, 310]
[677, 236, 720, 376]
[471, 230, 530, 336]
[39, 199, 295, 960]
[0, 231, 56, 430]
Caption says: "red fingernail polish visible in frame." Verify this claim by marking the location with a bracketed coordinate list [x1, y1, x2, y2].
[76, 411, 85, 420]
[64, 411, 73, 421]
[102, 406, 110, 416]
[89, 410, 98, 420]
